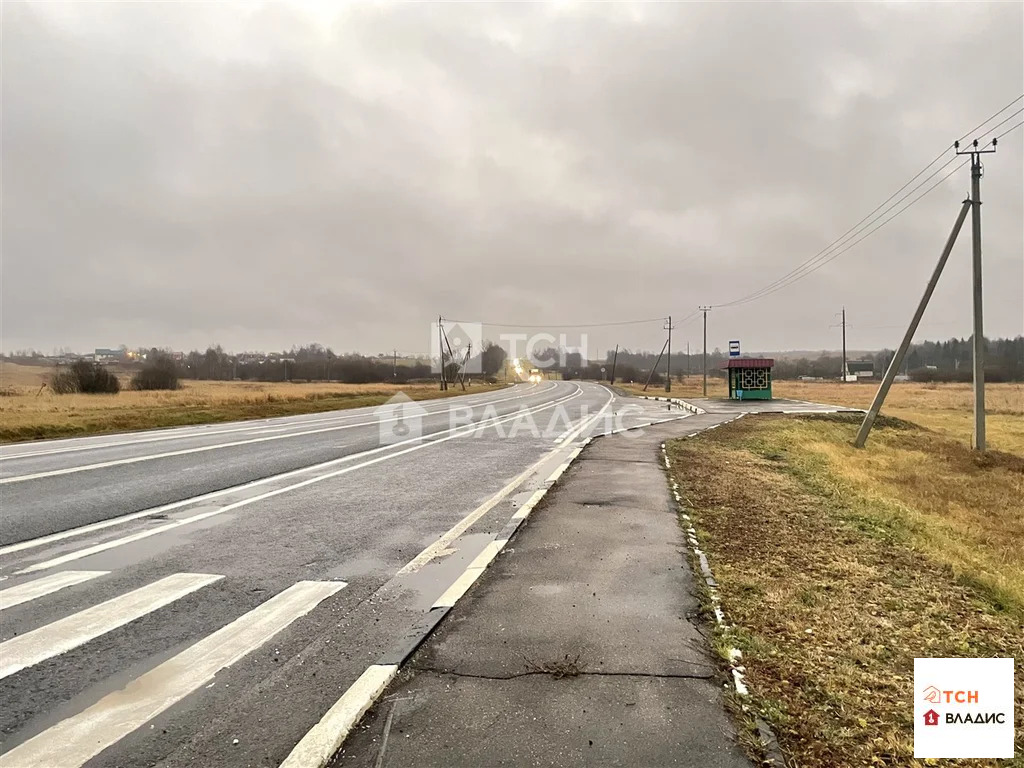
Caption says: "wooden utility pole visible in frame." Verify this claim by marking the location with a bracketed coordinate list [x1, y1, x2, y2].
[609, 344, 618, 385]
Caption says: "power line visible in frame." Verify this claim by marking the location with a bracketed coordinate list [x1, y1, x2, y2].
[711, 97, 1022, 310]
[722, 158, 969, 308]
[974, 107, 1023, 145]
[957, 94, 1023, 144]
[992, 120, 1023, 143]
[442, 316, 665, 329]
[713, 154, 962, 308]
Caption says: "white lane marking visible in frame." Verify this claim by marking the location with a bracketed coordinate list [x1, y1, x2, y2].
[555, 388, 614, 444]
[393, 385, 587, 577]
[286, 392, 606, 768]
[0, 571, 108, 612]
[0, 573, 222, 679]
[544, 445, 585, 484]
[0, 384, 559, 483]
[0, 385, 574, 558]
[278, 663, 397, 768]
[509, 488, 549, 523]
[1, 580, 345, 768]
[0, 383, 548, 462]
[17, 387, 584, 574]
[431, 540, 504, 609]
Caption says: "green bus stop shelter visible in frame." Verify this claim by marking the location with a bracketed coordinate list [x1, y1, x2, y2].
[722, 358, 774, 400]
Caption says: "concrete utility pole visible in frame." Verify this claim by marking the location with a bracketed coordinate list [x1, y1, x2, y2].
[643, 338, 668, 392]
[699, 306, 711, 397]
[839, 307, 847, 382]
[831, 305, 847, 380]
[664, 316, 674, 392]
[438, 315, 446, 391]
[393, 349, 397, 380]
[855, 199, 972, 448]
[955, 138, 997, 451]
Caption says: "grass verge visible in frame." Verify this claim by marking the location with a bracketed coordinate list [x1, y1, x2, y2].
[620, 378, 1023, 455]
[667, 414, 1023, 767]
[0, 381, 504, 443]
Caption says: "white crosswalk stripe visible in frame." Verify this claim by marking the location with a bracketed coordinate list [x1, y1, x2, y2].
[0, 571, 108, 612]
[0, 580, 346, 768]
[0, 572, 222, 679]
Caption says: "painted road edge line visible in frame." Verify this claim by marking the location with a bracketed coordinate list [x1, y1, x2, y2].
[278, 664, 398, 768]
[279, 435, 598, 768]
[16, 387, 584, 575]
[640, 395, 706, 415]
[0, 383, 559, 484]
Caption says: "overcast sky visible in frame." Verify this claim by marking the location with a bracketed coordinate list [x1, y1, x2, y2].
[2, 1, 1022, 359]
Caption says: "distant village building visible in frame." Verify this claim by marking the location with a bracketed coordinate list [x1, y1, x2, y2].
[845, 360, 875, 380]
[94, 348, 124, 362]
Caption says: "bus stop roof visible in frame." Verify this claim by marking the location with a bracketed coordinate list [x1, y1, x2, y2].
[721, 358, 775, 369]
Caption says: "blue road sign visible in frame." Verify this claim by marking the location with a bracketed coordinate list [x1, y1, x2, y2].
[729, 340, 740, 357]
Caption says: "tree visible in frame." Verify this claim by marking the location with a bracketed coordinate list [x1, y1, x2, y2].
[51, 361, 121, 394]
[132, 354, 180, 390]
[479, 341, 507, 377]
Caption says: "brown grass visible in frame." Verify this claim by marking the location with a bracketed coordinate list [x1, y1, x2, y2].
[0, 370, 502, 443]
[667, 415, 1023, 767]
[619, 377, 1024, 456]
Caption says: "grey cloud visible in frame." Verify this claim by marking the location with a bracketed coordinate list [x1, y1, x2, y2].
[2, 1, 1021, 358]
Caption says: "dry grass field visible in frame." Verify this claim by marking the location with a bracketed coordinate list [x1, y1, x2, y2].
[0, 362, 502, 442]
[661, 376, 1023, 766]
[669, 417, 1023, 767]
[620, 375, 1024, 455]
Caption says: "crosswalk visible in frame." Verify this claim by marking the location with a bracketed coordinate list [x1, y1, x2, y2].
[0, 570, 107, 611]
[0, 570, 346, 768]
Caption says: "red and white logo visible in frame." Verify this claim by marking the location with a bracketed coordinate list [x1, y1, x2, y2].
[914, 658, 1013, 759]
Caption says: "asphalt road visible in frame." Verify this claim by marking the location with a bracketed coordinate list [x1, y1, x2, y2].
[0, 381, 691, 767]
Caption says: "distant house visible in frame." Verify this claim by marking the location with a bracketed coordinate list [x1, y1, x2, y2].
[846, 360, 875, 379]
[94, 348, 123, 362]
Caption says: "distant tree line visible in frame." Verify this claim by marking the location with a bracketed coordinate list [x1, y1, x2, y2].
[179, 342, 507, 384]
[545, 336, 1023, 383]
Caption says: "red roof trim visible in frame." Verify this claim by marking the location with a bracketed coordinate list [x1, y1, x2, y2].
[720, 358, 775, 369]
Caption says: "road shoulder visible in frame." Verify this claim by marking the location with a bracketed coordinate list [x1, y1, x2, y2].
[334, 423, 754, 767]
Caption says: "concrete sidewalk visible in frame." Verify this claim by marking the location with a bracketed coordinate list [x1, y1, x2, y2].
[335, 423, 754, 767]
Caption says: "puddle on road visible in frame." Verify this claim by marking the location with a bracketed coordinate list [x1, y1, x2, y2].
[394, 532, 495, 610]
[63, 512, 241, 573]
